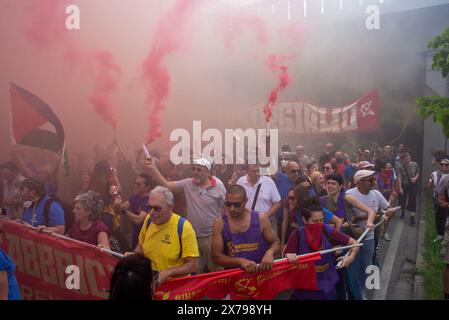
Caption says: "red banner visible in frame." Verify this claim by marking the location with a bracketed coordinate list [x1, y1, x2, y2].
[0, 220, 319, 300]
[232, 88, 380, 135]
[0, 221, 119, 300]
[155, 253, 320, 300]
[272, 88, 380, 134]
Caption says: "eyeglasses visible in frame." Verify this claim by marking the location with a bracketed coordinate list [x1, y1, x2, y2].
[147, 205, 166, 212]
[225, 201, 243, 208]
[440, 163, 449, 167]
[288, 196, 296, 201]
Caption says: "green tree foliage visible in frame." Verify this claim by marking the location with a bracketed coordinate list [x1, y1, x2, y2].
[416, 27, 449, 138]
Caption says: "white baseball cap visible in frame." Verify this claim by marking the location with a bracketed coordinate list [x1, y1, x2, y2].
[193, 158, 211, 171]
[353, 170, 375, 184]
[357, 161, 374, 170]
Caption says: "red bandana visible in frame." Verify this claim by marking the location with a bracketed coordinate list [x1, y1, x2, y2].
[305, 223, 323, 252]
[380, 169, 393, 185]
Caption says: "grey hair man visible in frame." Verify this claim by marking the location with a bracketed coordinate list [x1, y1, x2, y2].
[126, 186, 200, 285]
[144, 157, 226, 274]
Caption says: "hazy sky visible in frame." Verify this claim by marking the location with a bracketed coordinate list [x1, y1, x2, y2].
[1, 0, 448, 161]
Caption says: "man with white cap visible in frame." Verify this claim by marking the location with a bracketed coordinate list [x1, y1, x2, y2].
[345, 169, 391, 299]
[357, 161, 375, 171]
[144, 157, 226, 274]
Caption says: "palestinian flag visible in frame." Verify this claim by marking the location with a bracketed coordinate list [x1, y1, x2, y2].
[9, 83, 70, 176]
[9, 82, 65, 153]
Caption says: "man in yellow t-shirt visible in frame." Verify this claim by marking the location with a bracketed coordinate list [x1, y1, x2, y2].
[126, 186, 199, 285]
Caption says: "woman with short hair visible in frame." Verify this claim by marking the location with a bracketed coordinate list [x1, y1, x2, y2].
[68, 191, 111, 249]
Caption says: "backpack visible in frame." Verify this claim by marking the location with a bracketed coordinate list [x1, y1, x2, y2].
[100, 212, 130, 254]
[145, 216, 186, 259]
[43, 196, 75, 233]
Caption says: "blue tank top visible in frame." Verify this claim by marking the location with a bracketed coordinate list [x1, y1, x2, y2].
[222, 210, 268, 263]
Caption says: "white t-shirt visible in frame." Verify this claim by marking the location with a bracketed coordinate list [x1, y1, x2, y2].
[345, 187, 389, 240]
[237, 175, 281, 215]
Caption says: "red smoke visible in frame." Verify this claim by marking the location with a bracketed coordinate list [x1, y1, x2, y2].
[263, 55, 293, 122]
[142, 0, 198, 144]
[25, 0, 68, 48]
[216, 12, 270, 50]
[22, 0, 121, 130]
[89, 51, 121, 130]
[215, 13, 298, 123]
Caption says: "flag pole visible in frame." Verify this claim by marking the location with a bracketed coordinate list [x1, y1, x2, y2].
[274, 243, 363, 264]
[335, 217, 389, 268]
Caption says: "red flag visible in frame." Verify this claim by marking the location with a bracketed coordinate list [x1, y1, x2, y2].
[355, 88, 380, 131]
[154, 252, 320, 300]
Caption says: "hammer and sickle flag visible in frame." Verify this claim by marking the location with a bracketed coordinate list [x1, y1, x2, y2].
[9, 83, 69, 175]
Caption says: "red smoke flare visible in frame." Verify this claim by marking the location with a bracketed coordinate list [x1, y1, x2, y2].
[89, 51, 121, 130]
[23, 0, 121, 130]
[263, 55, 293, 122]
[142, 0, 198, 143]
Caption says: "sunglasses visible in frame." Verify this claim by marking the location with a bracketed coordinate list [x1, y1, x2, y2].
[290, 170, 301, 173]
[440, 163, 449, 167]
[225, 201, 243, 208]
[147, 205, 166, 212]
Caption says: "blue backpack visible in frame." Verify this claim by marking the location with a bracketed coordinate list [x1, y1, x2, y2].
[146, 216, 186, 258]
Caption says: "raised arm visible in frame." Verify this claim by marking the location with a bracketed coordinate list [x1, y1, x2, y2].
[143, 157, 180, 192]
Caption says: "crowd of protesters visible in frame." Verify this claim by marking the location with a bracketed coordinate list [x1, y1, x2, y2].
[1, 140, 449, 301]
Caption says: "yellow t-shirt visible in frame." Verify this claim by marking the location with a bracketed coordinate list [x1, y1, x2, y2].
[138, 213, 199, 271]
